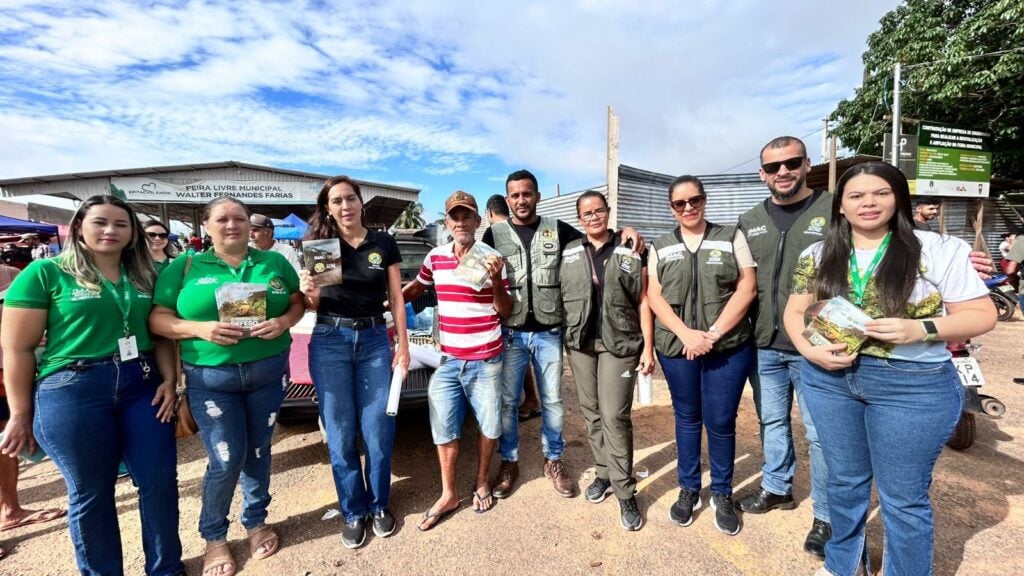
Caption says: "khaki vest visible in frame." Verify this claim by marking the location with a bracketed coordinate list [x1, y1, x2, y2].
[560, 235, 643, 357]
[491, 217, 564, 327]
[738, 191, 833, 348]
[653, 223, 751, 356]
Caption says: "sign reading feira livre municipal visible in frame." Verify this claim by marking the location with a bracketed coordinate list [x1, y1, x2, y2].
[109, 178, 320, 204]
[915, 122, 992, 197]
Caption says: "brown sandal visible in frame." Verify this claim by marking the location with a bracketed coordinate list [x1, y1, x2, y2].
[202, 541, 235, 576]
[247, 524, 280, 560]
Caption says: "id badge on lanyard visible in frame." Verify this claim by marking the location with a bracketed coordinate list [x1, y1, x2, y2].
[102, 270, 139, 360]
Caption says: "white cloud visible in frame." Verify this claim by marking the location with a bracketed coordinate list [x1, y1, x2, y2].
[0, 0, 896, 189]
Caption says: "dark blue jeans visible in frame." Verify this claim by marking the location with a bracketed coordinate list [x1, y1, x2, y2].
[33, 353, 182, 576]
[309, 323, 395, 522]
[184, 350, 287, 541]
[659, 342, 754, 494]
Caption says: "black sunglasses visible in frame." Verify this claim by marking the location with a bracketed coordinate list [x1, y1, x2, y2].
[669, 196, 706, 212]
[146, 232, 169, 239]
[761, 156, 805, 174]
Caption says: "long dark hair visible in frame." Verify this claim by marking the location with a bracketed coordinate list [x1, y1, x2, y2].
[815, 162, 921, 316]
[306, 175, 363, 240]
[142, 219, 178, 259]
[59, 195, 156, 293]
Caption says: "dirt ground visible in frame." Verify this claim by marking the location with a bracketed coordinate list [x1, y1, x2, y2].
[4, 320, 1024, 576]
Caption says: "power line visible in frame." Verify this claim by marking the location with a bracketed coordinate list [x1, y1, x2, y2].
[714, 126, 824, 174]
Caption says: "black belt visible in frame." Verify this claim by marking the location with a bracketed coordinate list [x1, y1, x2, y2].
[315, 314, 387, 330]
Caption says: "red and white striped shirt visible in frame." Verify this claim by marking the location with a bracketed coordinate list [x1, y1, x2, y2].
[416, 242, 510, 361]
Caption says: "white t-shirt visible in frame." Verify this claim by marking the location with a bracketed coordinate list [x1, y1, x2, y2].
[793, 230, 988, 362]
[268, 242, 301, 274]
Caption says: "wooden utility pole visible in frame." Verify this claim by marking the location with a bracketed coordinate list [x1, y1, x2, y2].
[606, 105, 620, 229]
[828, 135, 838, 192]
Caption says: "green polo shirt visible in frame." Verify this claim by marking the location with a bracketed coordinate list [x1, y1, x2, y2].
[153, 248, 300, 367]
[154, 257, 173, 275]
[3, 258, 155, 379]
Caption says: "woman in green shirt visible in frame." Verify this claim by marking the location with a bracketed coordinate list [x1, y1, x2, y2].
[150, 197, 303, 576]
[0, 195, 183, 575]
[144, 219, 176, 275]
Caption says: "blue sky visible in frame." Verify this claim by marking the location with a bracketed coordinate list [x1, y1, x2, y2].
[0, 0, 897, 221]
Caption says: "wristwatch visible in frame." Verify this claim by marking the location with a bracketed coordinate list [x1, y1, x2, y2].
[920, 320, 939, 342]
[708, 325, 721, 338]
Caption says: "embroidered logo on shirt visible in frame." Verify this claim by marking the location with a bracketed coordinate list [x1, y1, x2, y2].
[746, 225, 767, 239]
[368, 251, 384, 270]
[70, 288, 101, 301]
[806, 216, 826, 236]
[269, 278, 284, 291]
[706, 249, 724, 265]
[196, 276, 220, 285]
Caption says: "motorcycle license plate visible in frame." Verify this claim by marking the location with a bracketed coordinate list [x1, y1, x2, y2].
[952, 357, 985, 387]
[997, 285, 1016, 295]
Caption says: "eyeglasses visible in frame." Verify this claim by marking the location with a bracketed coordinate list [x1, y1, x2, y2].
[761, 156, 805, 174]
[146, 232, 169, 239]
[579, 207, 609, 222]
[669, 196, 706, 212]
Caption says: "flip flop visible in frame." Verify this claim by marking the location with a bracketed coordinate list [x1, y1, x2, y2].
[518, 408, 541, 422]
[472, 488, 494, 514]
[0, 508, 66, 532]
[247, 524, 280, 560]
[202, 541, 235, 576]
[417, 504, 459, 532]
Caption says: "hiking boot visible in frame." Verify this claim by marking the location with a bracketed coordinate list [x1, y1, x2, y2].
[711, 492, 741, 535]
[492, 460, 519, 499]
[370, 509, 395, 538]
[618, 496, 643, 531]
[543, 458, 578, 498]
[669, 488, 701, 527]
[737, 487, 796, 514]
[341, 516, 367, 549]
[585, 477, 613, 504]
[804, 518, 832, 559]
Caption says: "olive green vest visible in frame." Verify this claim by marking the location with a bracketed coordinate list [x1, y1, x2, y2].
[738, 191, 833, 348]
[652, 223, 751, 356]
[560, 235, 643, 357]
[491, 217, 564, 327]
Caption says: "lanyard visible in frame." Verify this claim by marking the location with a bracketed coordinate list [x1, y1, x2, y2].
[222, 251, 253, 282]
[849, 232, 891, 307]
[99, 268, 133, 337]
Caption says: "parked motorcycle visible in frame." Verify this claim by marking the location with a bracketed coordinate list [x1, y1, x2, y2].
[946, 341, 1006, 450]
[986, 274, 1018, 322]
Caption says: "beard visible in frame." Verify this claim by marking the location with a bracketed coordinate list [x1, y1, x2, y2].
[768, 173, 807, 202]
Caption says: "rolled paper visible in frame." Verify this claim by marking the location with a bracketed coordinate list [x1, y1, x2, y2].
[385, 367, 407, 416]
[637, 372, 654, 406]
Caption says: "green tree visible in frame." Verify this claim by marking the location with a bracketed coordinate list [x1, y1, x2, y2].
[830, 0, 1024, 179]
[394, 201, 426, 229]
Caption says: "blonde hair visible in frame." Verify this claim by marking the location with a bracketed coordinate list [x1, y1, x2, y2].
[58, 195, 156, 293]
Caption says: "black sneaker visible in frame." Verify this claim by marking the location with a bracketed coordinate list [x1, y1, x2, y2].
[341, 516, 367, 549]
[618, 496, 643, 531]
[669, 488, 701, 527]
[585, 477, 613, 504]
[371, 509, 395, 538]
[711, 493, 741, 535]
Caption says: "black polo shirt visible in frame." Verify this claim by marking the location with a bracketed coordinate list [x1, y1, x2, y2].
[317, 229, 402, 318]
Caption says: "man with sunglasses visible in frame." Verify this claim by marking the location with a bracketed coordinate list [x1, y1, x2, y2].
[736, 136, 834, 559]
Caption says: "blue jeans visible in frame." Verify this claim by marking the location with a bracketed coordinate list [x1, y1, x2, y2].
[751, 347, 830, 522]
[801, 356, 962, 576]
[309, 324, 395, 522]
[427, 353, 503, 445]
[185, 350, 287, 541]
[659, 342, 753, 494]
[34, 353, 182, 576]
[499, 327, 565, 461]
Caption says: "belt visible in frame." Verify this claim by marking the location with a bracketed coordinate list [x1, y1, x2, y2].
[315, 314, 387, 330]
